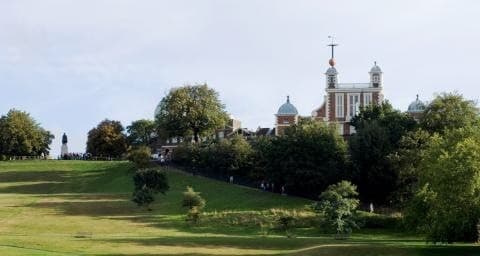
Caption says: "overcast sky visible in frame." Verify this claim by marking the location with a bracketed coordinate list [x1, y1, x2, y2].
[1, 0, 479, 156]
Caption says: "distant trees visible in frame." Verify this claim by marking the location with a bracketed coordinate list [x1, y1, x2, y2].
[155, 84, 228, 143]
[0, 109, 54, 157]
[86, 119, 127, 158]
[126, 119, 156, 147]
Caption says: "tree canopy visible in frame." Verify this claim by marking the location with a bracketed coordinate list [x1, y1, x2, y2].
[349, 102, 417, 204]
[0, 109, 54, 157]
[420, 92, 479, 134]
[127, 119, 156, 147]
[155, 84, 228, 143]
[86, 119, 127, 158]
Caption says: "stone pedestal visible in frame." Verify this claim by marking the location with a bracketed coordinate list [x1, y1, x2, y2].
[61, 144, 68, 156]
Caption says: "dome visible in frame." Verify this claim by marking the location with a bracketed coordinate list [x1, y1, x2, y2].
[326, 66, 338, 75]
[277, 96, 298, 115]
[370, 62, 382, 73]
[408, 95, 426, 113]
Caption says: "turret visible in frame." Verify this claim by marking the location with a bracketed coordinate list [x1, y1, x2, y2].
[369, 61, 382, 88]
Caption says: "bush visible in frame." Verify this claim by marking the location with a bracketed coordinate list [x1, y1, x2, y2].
[314, 181, 360, 239]
[357, 212, 401, 229]
[0, 155, 7, 161]
[132, 169, 169, 210]
[127, 146, 152, 169]
[182, 186, 206, 224]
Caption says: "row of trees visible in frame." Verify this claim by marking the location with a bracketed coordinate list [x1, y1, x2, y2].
[167, 89, 480, 243]
[0, 109, 54, 158]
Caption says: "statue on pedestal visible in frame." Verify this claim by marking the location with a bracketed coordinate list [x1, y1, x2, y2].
[61, 133, 69, 157]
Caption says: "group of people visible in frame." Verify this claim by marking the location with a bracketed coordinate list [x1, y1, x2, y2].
[60, 152, 92, 160]
[259, 180, 286, 195]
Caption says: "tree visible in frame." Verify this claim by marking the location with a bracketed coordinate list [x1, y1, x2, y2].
[315, 181, 360, 239]
[127, 119, 156, 147]
[86, 119, 127, 158]
[0, 109, 54, 157]
[181, 186, 206, 223]
[349, 102, 417, 204]
[155, 84, 228, 143]
[127, 146, 152, 169]
[253, 120, 348, 198]
[405, 127, 480, 243]
[132, 169, 169, 210]
[421, 92, 479, 134]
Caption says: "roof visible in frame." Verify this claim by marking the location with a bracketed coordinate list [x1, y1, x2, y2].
[326, 66, 338, 75]
[370, 62, 382, 73]
[277, 96, 298, 115]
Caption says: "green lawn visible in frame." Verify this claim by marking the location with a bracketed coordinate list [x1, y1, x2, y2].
[0, 160, 478, 255]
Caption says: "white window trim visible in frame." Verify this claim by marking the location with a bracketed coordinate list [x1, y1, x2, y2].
[347, 93, 361, 119]
[363, 93, 373, 107]
[335, 93, 344, 118]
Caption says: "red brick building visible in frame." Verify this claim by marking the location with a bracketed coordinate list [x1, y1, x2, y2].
[275, 96, 299, 136]
[311, 57, 384, 136]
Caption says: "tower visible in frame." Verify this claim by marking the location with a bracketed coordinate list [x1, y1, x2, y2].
[369, 61, 382, 88]
[61, 133, 68, 157]
[275, 96, 299, 136]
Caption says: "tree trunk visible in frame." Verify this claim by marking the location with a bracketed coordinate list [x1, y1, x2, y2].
[194, 131, 199, 143]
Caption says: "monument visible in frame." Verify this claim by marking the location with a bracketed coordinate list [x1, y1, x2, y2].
[61, 133, 69, 157]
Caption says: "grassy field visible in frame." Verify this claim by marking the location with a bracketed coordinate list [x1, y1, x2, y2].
[0, 160, 478, 255]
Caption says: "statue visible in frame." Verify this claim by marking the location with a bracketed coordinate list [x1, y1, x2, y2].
[61, 133, 69, 157]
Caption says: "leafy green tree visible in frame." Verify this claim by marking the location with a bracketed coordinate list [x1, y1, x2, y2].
[350, 102, 417, 204]
[155, 84, 228, 143]
[182, 186, 206, 223]
[315, 181, 360, 239]
[0, 109, 54, 156]
[126, 119, 156, 147]
[253, 120, 348, 198]
[406, 127, 480, 243]
[132, 169, 169, 210]
[127, 146, 152, 169]
[421, 92, 479, 134]
[86, 119, 127, 158]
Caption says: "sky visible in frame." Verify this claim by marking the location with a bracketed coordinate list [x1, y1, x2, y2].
[1, 0, 480, 156]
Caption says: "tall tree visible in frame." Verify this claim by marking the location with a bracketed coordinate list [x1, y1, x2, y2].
[420, 92, 479, 134]
[0, 109, 54, 156]
[155, 84, 228, 143]
[126, 119, 156, 147]
[349, 102, 417, 204]
[405, 127, 480, 242]
[86, 119, 127, 157]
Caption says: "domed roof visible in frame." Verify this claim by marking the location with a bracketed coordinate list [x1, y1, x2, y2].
[408, 95, 426, 113]
[326, 66, 338, 75]
[370, 61, 382, 73]
[277, 96, 298, 115]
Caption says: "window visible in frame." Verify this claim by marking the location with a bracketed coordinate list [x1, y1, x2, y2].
[350, 125, 356, 135]
[336, 94, 344, 118]
[348, 94, 360, 117]
[373, 74, 379, 83]
[364, 93, 372, 106]
[337, 123, 344, 135]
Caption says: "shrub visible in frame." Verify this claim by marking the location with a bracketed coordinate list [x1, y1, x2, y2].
[182, 186, 206, 224]
[127, 146, 151, 169]
[314, 180, 360, 239]
[132, 169, 169, 210]
[277, 216, 296, 238]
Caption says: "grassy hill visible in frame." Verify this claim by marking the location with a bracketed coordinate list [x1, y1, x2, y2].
[0, 160, 478, 255]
